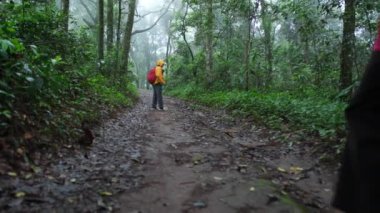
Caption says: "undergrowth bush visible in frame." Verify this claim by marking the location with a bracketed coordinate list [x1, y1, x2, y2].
[167, 84, 346, 140]
[0, 2, 138, 165]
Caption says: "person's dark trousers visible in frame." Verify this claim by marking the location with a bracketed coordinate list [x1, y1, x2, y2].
[152, 84, 163, 109]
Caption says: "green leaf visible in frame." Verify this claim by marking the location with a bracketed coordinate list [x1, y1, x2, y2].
[23, 64, 32, 73]
[26, 76, 35, 82]
[11, 39, 25, 52]
[0, 110, 12, 119]
[6, 27, 16, 34]
[0, 90, 15, 98]
[30, 45, 38, 55]
[0, 39, 15, 53]
[51, 55, 62, 65]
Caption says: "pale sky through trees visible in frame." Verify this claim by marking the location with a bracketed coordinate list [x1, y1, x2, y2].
[138, 0, 164, 11]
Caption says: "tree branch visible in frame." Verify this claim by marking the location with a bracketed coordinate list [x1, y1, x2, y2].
[87, 0, 97, 7]
[80, 0, 96, 23]
[83, 18, 96, 28]
[135, 8, 163, 20]
[132, 0, 175, 35]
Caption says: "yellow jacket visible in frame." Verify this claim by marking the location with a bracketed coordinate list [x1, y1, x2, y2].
[154, 59, 166, 85]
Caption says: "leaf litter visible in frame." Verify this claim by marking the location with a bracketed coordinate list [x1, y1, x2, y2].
[0, 90, 337, 212]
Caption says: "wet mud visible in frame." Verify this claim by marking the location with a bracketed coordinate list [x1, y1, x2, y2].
[0, 90, 337, 212]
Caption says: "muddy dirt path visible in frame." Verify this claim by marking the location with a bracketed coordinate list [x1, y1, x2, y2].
[117, 90, 336, 213]
[0, 90, 337, 212]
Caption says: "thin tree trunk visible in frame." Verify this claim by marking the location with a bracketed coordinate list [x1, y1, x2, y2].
[165, 19, 172, 76]
[303, 38, 310, 64]
[244, 20, 252, 91]
[182, 3, 194, 62]
[122, 0, 137, 73]
[106, 0, 114, 52]
[166, 35, 171, 61]
[261, 0, 273, 86]
[98, 0, 105, 62]
[340, 0, 356, 91]
[244, 1, 253, 91]
[62, 0, 70, 32]
[115, 0, 122, 72]
[205, 0, 214, 87]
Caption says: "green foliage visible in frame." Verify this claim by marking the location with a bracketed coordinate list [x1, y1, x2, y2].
[168, 0, 377, 93]
[168, 84, 346, 140]
[164, 0, 380, 149]
[87, 74, 136, 107]
[0, 2, 137, 159]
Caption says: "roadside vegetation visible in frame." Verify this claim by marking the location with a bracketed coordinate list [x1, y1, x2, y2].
[163, 0, 379, 153]
[168, 84, 346, 142]
[0, 2, 137, 167]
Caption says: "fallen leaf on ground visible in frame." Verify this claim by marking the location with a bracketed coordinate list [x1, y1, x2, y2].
[14, 192, 26, 198]
[289, 166, 303, 174]
[99, 191, 113, 196]
[192, 154, 203, 165]
[67, 197, 75, 203]
[16, 148, 24, 155]
[8, 172, 17, 177]
[31, 166, 41, 174]
[24, 173, 32, 179]
[277, 167, 286, 173]
[23, 132, 33, 140]
[193, 200, 207, 208]
[213, 177, 223, 181]
[260, 166, 267, 174]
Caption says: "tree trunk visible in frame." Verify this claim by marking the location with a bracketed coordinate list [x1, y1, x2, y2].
[106, 0, 114, 52]
[205, 0, 214, 87]
[340, 0, 356, 91]
[166, 34, 171, 61]
[165, 19, 172, 76]
[115, 0, 122, 72]
[244, 1, 253, 91]
[62, 0, 70, 32]
[98, 0, 105, 62]
[261, 0, 273, 86]
[121, 0, 137, 73]
[182, 3, 194, 62]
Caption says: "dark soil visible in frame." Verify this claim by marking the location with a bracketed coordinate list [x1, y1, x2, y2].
[0, 90, 338, 212]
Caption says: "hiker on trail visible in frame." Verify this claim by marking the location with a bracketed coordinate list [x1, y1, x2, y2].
[332, 20, 380, 212]
[152, 59, 166, 110]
